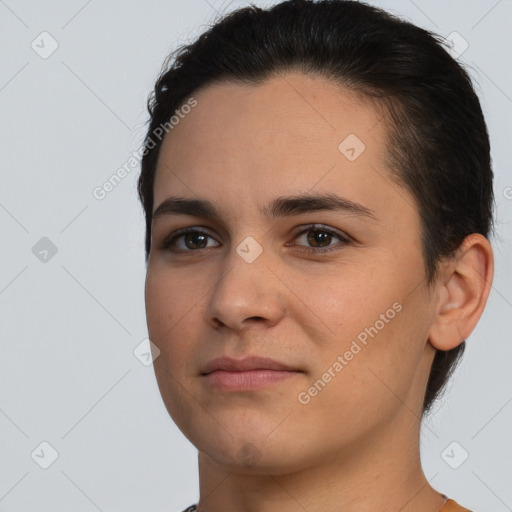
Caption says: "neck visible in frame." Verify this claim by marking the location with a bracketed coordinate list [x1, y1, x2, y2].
[196, 408, 446, 512]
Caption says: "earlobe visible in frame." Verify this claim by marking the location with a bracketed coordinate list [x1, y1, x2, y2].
[428, 234, 494, 351]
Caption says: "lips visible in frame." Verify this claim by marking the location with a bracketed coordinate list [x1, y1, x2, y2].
[200, 356, 303, 391]
[200, 356, 300, 375]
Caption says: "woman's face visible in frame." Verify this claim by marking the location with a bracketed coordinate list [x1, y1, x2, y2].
[145, 71, 438, 473]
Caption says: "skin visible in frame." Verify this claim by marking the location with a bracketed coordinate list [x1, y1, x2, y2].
[144, 71, 494, 512]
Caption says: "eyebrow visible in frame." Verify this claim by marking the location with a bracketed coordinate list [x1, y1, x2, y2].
[152, 193, 377, 224]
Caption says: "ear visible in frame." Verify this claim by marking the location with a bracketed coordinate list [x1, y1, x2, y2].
[428, 234, 494, 351]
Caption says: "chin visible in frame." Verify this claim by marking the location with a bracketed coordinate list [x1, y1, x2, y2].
[193, 422, 316, 475]
[199, 441, 305, 475]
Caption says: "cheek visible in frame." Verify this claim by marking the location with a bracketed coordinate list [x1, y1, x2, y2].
[296, 266, 395, 342]
[295, 311, 421, 443]
[144, 265, 199, 359]
[296, 265, 424, 396]
[145, 267, 201, 423]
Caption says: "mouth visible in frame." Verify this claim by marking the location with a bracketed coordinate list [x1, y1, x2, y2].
[203, 368, 302, 391]
[201, 356, 304, 391]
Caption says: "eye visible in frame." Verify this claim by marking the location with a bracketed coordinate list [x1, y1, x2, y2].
[159, 224, 350, 254]
[288, 224, 350, 253]
[160, 228, 220, 252]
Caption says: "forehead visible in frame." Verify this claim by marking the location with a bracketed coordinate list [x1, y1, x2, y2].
[153, 71, 406, 224]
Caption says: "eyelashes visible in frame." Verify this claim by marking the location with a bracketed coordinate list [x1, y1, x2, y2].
[288, 225, 350, 253]
[159, 224, 351, 255]
[161, 228, 219, 252]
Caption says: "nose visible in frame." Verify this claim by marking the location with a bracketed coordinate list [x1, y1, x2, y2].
[205, 244, 285, 332]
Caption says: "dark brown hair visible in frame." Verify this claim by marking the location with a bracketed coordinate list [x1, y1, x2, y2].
[137, 0, 495, 415]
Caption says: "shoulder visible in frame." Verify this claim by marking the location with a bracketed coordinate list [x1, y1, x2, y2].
[181, 499, 473, 512]
[442, 498, 474, 512]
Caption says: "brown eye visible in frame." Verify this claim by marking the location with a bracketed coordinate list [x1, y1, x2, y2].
[182, 232, 208, 250]
[292, 225, 350, 253]
[161, 229, 220, 252]
[306, 230, 333, 247]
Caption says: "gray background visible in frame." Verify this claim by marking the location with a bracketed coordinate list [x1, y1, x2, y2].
[1, 0, 511, 511]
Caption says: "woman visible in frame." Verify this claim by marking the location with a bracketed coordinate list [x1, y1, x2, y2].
[137, 1, 494, 510]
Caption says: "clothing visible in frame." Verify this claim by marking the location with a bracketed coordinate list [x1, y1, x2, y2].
[181, 498, 473, 512]
[442, 498, 473, 511]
